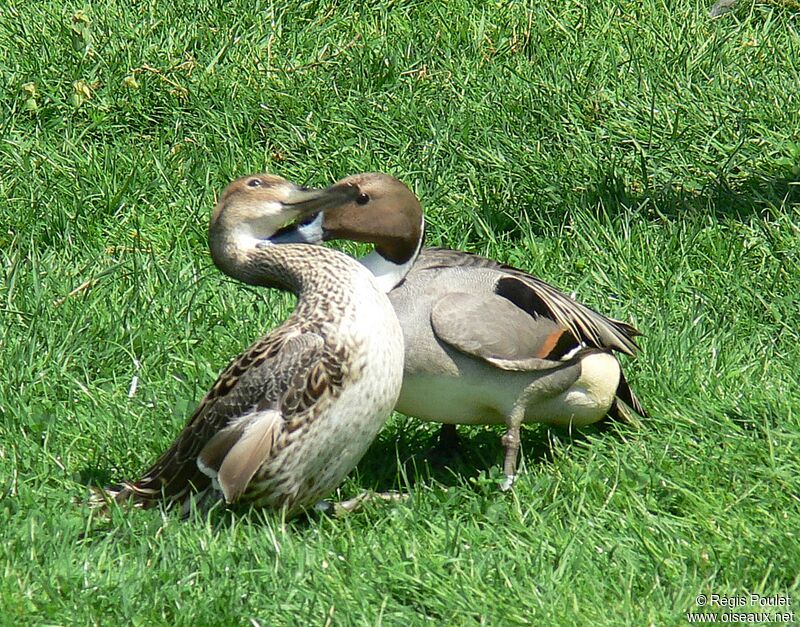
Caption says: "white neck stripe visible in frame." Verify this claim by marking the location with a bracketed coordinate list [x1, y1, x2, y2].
[360, 215, 424, 293]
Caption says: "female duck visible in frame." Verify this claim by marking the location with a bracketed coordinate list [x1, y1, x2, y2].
[274, 173, 646, 490]
[107, 174, 405, 515]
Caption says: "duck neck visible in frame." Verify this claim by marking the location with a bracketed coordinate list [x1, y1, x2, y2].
[360, 216, 425, 293]
[210, 226, 347, 300]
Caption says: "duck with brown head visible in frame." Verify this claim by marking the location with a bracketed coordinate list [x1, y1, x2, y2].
[279, 173, 425, 293]
[273, 172, 646, 490]
[100, 174, 405, 516]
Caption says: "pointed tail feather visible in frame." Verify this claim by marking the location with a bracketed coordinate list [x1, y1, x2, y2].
[605, 370, 646, 427]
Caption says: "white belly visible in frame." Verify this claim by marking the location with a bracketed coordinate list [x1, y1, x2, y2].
[397, 373, 516, 425]
[396, 351, 620, 428]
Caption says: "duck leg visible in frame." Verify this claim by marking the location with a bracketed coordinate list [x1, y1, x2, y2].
[434, 423, 460, 454]
[315, 491, 408, 516]
[418, 424, 462, 467]
[500, 403, 526, 491]
[500, 428, 521, 491]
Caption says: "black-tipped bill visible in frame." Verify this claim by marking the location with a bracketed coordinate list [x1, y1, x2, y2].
[281, 183, 359, 216]
[272, 182, 358, 244]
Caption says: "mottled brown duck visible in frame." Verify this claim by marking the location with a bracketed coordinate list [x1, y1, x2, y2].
[104, 174, 405, 515]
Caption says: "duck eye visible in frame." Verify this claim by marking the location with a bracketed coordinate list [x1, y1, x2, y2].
[356, 193, 370, 205]
[247, 178, 262, 188]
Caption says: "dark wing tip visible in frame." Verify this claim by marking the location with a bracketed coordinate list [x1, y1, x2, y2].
[495, 275, 642, 356]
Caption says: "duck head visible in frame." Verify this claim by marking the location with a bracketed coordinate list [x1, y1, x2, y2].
[272, 173, 425, 291]
[210, 173, 359, 283]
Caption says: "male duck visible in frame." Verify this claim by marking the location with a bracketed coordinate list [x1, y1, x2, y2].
[274, 173, 646, 490]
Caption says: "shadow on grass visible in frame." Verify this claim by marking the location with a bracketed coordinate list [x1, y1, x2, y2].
[583, 169, 799, 223]
[478, 166, 799, 240]
[74, 417, 632, 539]
[76, 467, 117, 489]
[353, 418, 621, 493]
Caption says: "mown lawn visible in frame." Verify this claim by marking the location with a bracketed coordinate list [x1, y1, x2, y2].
[1, 0, 799, 624]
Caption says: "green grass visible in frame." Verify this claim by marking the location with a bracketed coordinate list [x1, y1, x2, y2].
[2, 0, 799, 623]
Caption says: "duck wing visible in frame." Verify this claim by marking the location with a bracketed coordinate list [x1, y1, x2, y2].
[417, 247, 641, 356]
[430, 291, 580, 371]
[109, 331, 336, 508]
